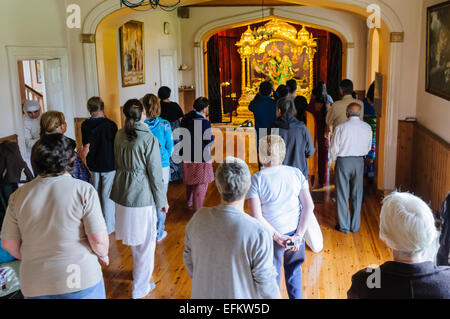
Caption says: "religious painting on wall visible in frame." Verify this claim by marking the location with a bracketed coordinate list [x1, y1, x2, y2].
[252, 41, 303, 87]
[120, 20, 145, 87]
[426, 1, 450, 101]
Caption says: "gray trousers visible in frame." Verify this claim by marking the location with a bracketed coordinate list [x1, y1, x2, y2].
[335, 157, 364, 233]
[91, 171, 116, 235]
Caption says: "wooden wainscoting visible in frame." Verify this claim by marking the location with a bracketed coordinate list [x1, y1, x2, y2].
[396, 120, 450, 212]
[396, 121, 415, 191]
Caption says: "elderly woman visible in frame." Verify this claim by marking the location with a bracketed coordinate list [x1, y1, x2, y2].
[110, 99, 168, 299]
[347, 192, 450, 299]
[1, 134, 109, 299]
[247, 135, 315, 299]
[143, 94, 174, 242]
[183, 157, 280, 299]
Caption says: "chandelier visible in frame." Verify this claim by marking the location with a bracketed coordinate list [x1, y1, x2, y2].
[252, 0, 274, 40]
[252, 26, 274, 41]
[120, 0, 181, 12]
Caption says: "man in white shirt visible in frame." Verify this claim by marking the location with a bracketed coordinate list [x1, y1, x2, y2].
[330, 103, 372, 234]
[326, 79, 363, 132]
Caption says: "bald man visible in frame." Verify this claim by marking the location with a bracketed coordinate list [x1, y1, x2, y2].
[330, 103, 372, 234]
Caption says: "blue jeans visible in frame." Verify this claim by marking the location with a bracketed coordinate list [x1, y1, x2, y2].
[273, 230, 306, 299]
[25, 279, 106, 299]
[156, 182, 169, 240]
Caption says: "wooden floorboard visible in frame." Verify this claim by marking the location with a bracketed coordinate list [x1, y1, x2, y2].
[102, 169, 391, 299]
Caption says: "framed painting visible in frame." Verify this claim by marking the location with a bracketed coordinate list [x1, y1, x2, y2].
[426, 1, 450, 100]
[119, 20, 145, 87]
[35, 60, 43, 84]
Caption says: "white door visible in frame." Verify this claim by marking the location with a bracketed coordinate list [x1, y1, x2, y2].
[44, 58, 64, 112]
[159, 50, 178, 103]
[43, 58, 75, 139]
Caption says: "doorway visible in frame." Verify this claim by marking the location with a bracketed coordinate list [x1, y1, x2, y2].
[18, 60, 47, 114]
[7, 46, 76, 161]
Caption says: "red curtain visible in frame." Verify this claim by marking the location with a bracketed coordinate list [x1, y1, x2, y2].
[207, 23, 342, 123]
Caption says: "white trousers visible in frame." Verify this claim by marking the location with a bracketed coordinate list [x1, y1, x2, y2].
[115, 204, 157, 299]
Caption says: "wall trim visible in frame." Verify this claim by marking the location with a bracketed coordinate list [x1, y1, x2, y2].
[81, 0, 404, 190]
[192, 7, 356, 98]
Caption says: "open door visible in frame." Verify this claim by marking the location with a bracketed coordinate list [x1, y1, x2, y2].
[44, 58, 64, 112]
[43, 58, 75, 140]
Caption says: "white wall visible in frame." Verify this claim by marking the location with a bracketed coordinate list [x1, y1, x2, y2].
[386, 0, 423, 121]
[1, 0, 446, 142]
[179, 6, 368, 91]
[416, 0, 450, 142]
[116, 11, 180, 105]
[0, 0, 68, 138]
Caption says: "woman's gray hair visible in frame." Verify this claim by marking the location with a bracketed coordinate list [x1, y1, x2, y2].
[215, 157, 251, 203]
[379, 192, 437, 257]
[258, 135, 286, 166]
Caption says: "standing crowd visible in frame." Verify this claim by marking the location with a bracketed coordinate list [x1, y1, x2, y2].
[1, 81, 449, 299]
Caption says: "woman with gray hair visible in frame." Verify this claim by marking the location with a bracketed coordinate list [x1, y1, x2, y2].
[247, 135, 315, 299]
[347, 192, 450, 299]
[183, 157, 280, 299]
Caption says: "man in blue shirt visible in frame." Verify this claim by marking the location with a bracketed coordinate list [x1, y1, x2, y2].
[248, 81, 277, 169]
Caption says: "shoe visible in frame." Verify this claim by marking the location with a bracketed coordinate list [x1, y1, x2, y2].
[334, 225, 349, 234]
[157, 231, 167, 242]
[132, 282, 156, 299]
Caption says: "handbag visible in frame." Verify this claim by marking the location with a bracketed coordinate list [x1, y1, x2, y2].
[305, 213, 323, 253]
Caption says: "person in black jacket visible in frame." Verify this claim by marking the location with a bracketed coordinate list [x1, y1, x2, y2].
[348, 192, 450, 299]
[0, 140, 33, 231]
[81, 97, 118, 235]
[269, 97, 315, 178]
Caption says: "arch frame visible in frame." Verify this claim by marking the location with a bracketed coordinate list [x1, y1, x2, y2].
[193, 7, 355, 99]
[82, 0, 404, 191]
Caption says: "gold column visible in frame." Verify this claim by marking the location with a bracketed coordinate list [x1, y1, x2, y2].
[246, 57, 250, 90]
[241, 57, 246, 91]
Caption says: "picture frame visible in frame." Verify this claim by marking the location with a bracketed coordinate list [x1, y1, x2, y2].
[35, 60, 43, 84]
[426, 1, 450, 101]
[119, 20, 145, 87]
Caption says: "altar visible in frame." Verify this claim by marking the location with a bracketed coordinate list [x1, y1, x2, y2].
[231, 18, 318, 125]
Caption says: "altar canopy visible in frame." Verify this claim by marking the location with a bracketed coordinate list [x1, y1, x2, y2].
[234, 19, 317, 121]
[206, 19, 343, 125]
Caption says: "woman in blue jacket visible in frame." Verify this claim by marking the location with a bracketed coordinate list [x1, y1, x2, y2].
[143, 94, 174, 242]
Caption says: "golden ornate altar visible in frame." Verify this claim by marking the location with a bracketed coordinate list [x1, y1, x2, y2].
[232, 18, 318, 125]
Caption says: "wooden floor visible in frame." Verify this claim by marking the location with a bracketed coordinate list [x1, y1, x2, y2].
[102, 169, 392, 299]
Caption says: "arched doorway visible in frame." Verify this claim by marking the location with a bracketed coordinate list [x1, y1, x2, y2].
[202, 18, 345, 123]
[83, 0, 403, 192]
